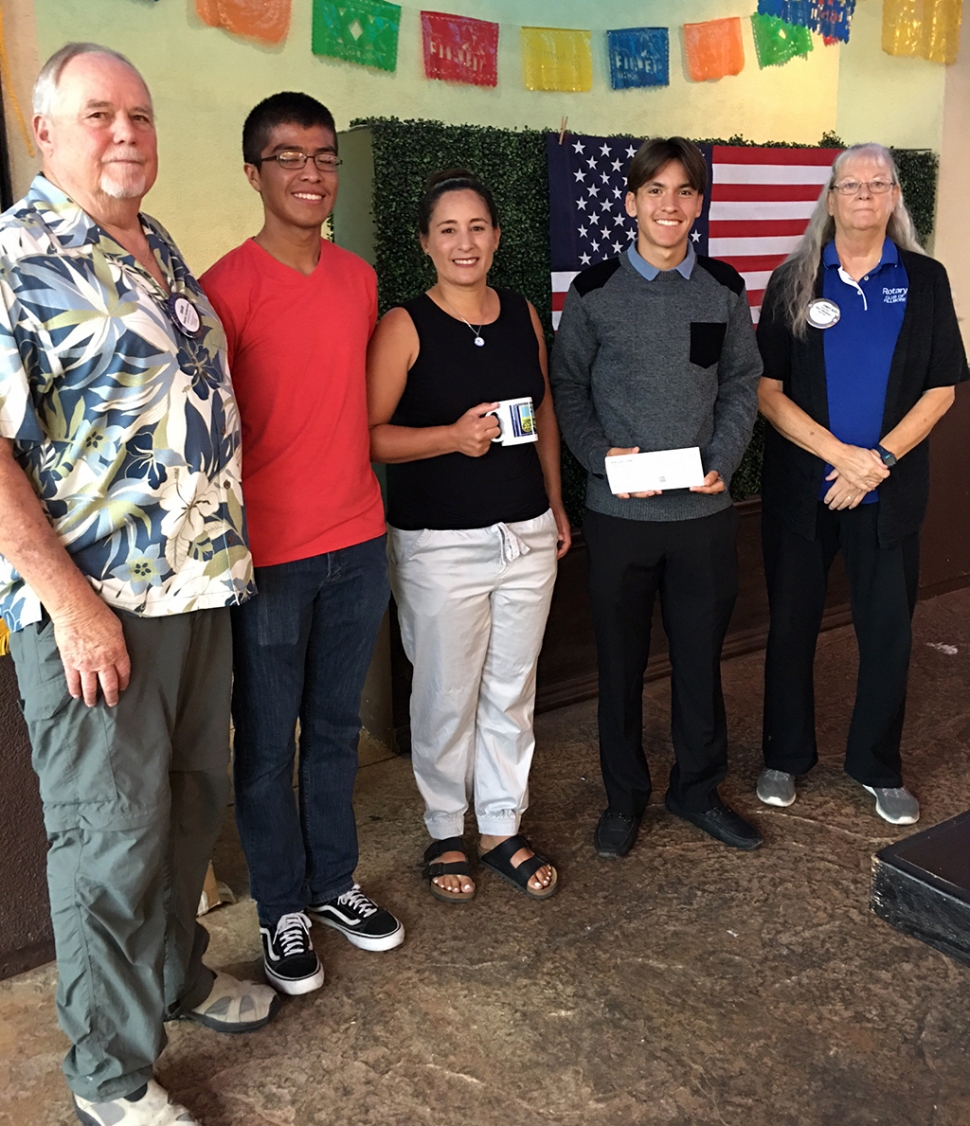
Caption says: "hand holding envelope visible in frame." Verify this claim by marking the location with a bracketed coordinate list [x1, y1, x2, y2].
[605, 446, 726, 498]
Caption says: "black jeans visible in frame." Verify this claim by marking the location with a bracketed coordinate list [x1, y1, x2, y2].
[584, 505, 740, 815]
[230, 535, 389, 927]
[761, 504, 920, 787]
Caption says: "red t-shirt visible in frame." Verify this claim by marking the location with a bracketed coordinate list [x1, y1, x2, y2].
[201, 238, 385, 567]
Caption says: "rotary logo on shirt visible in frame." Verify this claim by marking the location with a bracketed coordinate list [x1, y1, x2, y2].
[883, 287, 908, 304]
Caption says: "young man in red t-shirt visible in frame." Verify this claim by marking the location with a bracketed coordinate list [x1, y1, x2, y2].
[201, 92, 402, 996]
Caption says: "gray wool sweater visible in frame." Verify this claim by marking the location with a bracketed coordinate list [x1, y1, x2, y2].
[550, 251, 762, 522]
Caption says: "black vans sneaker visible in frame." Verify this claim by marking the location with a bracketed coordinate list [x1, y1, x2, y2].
[307, 885, 404, 952]
[260, 912, 325, 995]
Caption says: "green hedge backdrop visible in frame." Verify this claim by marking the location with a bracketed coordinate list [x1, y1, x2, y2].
[354, 117, 938, 527]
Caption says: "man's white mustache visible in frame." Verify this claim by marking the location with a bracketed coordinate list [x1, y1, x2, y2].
[102, 148, 146, 166]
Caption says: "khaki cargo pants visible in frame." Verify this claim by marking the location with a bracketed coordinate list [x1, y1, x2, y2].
[9, 607, 232, 1102]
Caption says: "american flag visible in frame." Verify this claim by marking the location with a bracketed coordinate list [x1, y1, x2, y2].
[546, 134, 842, 327]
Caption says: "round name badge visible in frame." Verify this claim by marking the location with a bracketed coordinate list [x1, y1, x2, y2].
[806, 298, 841, 330]
[168, 293, 203, 338]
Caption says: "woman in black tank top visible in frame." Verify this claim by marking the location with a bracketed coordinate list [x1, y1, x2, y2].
[368, 170, 571, 905]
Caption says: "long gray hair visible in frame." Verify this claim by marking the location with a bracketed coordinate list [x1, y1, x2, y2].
[776, 143, 923, 338]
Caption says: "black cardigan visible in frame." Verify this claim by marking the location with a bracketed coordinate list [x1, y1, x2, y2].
[756, 247, 969, 546]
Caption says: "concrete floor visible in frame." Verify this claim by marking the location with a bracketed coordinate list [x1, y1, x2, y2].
[3, 589, 970, 1126]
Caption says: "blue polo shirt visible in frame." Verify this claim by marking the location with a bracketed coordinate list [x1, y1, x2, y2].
[820, 237, 908, 503]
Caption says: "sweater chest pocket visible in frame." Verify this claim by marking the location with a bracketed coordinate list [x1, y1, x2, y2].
[690, 322, 727, 369]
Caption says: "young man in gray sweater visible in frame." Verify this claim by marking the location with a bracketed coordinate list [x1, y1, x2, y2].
[551, 137, 763, 858]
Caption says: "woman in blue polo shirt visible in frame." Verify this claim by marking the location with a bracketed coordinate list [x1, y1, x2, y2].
[755, 142, 968, 826]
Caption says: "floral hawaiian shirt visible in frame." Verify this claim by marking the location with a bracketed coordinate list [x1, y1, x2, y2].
[0, 175, 254, 631]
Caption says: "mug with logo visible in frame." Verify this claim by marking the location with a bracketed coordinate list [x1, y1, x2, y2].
[487, 397, 538, 446]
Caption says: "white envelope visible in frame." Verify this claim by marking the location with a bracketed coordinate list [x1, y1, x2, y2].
[605, 447, 705, 495]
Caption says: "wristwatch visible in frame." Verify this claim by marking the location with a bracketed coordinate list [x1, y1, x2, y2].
[875, 442, 898, 467]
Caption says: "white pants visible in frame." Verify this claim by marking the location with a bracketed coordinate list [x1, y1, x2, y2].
[388, 509, 558, 838]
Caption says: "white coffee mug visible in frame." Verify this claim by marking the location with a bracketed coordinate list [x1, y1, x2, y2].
[487, 397, 538, 446]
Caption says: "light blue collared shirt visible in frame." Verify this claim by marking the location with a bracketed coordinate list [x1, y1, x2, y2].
[627, 240, 696, 282]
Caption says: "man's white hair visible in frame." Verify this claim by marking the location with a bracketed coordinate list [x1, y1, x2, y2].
[32, 42, 149, 116]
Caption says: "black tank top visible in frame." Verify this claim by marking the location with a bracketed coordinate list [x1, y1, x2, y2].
[386, 289, 549, 530]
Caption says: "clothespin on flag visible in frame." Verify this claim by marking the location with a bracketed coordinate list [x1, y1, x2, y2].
[558, 116, 569, 145]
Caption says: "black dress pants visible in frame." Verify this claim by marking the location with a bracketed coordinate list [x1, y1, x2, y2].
[584, 505, 740, 815]
[761, 503, 920, 787]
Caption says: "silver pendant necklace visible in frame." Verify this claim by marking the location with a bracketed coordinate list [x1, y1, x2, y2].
[439, 291, 488, 346]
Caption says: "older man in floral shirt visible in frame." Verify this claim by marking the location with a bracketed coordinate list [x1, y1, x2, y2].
[0, 43, 276, 1126]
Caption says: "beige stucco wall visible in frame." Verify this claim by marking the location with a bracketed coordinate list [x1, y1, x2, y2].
[0, 0, 947, 268]
[935, 1, 970, 347]
[1, 0, 965, 299]
[1, 0, 41, 197]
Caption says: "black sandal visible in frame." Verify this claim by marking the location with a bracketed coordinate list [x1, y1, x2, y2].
[479, 834, 558, 900]
[422, 837, 476, 904]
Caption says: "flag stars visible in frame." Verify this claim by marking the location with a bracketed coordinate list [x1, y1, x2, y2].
[600, 143, 611, 157]
[577, 225, 588, 238]
[586, 156, 598, 169]
[574, 170, 586, 182]
[613, 213, 626, 226]
[576, 198, 588, 210]
[691, 229, 701, 243]
[600, 199, 611, 211]
[600, 172, 610, 184]
[611, 159, 623, 172]
[587, 184, 599, 196]
[580, 252, 591, 265]
[591, 239, 600, 252]
[612, 241, 623, 254]
[612, 187, 622, 199]
[573, 140, 585, 153]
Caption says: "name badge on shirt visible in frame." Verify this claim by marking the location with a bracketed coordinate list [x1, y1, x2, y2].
[168, 293, 203, 338]
[806, 298, 841, 330]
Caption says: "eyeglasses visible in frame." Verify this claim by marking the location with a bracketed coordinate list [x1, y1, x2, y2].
[830, 178, 896, 196]
[256, 150, 343, 172]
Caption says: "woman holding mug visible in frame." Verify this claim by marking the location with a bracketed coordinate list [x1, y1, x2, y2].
[367, 169, 570, 902]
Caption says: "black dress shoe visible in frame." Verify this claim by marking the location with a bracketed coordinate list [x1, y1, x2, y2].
[594, 810, 642, 858]
[664, 796, 762, 850]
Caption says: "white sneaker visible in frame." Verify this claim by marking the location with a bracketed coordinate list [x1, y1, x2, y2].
[185, 970, 281, 1031]
[73, 1079, 198, 1125]
[863, 785, 920, 825]
[756, 768, 796, 807]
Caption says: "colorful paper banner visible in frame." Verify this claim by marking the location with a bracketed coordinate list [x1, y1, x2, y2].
[607, 27, 670, 89]
[751, 13, 814, 67]
[757, 0, 856, 43]
[312, 0, 401, 71]
[683, 18, 745, 81]
[421, 11, 498, 86]
[882, 0, 962, 64]
[521, 27, 593, 92]
[196, 0, 291, 44]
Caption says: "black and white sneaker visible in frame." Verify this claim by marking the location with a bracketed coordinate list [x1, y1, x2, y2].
[260, 911, 325, 995]
[307, 884, 405, 952]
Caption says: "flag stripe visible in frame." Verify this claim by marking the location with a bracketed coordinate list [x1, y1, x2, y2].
[717, 252, 792, 273]
[709, 234, 802, 256]
[713, 145, 841, 166]
[713, 183, 826, 203]
[713, 163, 832, 186]
[709, 199, 818, 221]
[709, 218, 813, 238]
[739, 270, 774, 291]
